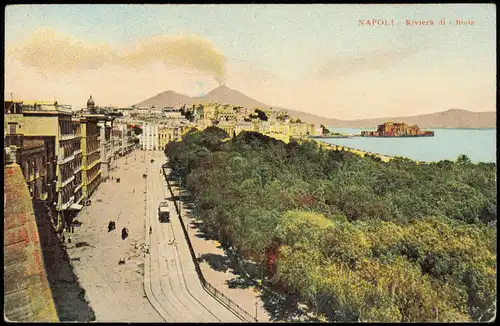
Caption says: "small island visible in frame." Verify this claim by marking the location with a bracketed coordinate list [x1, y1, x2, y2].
[360, 122, 434, 137]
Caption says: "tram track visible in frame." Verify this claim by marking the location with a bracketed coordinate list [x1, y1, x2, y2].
[156, 169, 221, 322]
[143, 164, 176, 321]
[143, 152, 242, 322]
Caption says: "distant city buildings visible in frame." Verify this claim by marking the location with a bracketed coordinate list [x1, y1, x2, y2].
[3, 95, 138, 234]
[4, 95, 321, 235]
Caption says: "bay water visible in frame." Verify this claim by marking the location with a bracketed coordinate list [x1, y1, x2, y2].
[320, 128, 496, 163]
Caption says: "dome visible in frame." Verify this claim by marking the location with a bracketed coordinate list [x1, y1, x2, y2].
[87, 95, 95, 106]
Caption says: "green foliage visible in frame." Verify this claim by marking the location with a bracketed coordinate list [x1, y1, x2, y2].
[164, 127, 496, 322]
[133, 125, 142, 135]
[253, 108, 269, 121]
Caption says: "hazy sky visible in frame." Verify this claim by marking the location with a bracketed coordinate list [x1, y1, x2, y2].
[4, 4, 496, 119]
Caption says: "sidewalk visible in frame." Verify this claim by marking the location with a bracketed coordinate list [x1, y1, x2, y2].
[167, 177, 271, 322]
[64, 150, 163, 322]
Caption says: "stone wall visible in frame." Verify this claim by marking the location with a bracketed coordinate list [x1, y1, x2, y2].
[4, 163, 59, 322]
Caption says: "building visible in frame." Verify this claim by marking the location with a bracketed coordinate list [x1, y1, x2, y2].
[136, 106, 150, 115]
[149, 106, 162, 115]
[289, 122, 309, 136]
[4, 100, 82, 233]
[120, 123, 136, 155]
[72, 117, 84, 207]
[117, 107, 134, 117]
[157, 123, 190, 150]
[99, 116, 115, 179]
[140, 123, 159, 151]
[4, 134, 56, 203]
[163, 107, 184, 119]
[216, 121, 236, 137]
[234, 122, 254, 136]
[80, 115, 102, 200]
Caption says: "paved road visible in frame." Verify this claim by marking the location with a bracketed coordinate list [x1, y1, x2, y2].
[64, 150, 163, 322]
[144, 151, 242, 322]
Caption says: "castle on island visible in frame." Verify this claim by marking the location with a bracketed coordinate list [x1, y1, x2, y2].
[361, 122, 434, 137]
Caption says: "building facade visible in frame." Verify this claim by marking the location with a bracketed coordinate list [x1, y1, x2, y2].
[80, 115, 102, 200]
[4, 101, 82, 233]
[140, 123, 159, 151]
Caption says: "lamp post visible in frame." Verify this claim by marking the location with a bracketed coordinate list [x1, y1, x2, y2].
[255, 301, 258, 321]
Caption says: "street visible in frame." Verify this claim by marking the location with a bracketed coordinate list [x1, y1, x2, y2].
[144, 151, 242, 322]
[64, 149, 242, 322]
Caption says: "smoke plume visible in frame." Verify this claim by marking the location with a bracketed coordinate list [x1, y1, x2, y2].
[7, 28, 227, 85]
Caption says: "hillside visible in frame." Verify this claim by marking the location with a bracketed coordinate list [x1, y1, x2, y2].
[134, 86, 496, 128]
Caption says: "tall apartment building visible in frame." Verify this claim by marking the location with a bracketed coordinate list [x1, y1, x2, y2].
[80, 115, 102, 199]
[72, 117, 84, 206]
[115, 123, 136, 156]
[4, 100, 83, 232]
[99, 117, 115, 179]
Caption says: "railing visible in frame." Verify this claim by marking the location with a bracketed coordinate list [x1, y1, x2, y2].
[163, 169, 258, 323]
[60, 175, 75, 188]
[87, 147, 101, 156]
[58, 153, 75, 165]
[60, 133, 76, 141]
[59, 195, 75, 210]
[22, 105, 72, 114]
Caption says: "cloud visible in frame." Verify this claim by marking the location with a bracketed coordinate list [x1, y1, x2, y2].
[313, 39, 433, 79]
[7, 27, 227, 85]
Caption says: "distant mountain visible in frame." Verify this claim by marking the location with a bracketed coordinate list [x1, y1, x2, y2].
[321, 109, 496, 129]
[134, 86, 496, 129]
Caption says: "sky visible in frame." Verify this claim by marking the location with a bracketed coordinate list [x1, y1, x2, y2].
[4, 4, 496, 120]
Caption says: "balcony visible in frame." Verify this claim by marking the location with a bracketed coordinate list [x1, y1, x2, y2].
[60, 133, 76, 141]
[87, 159, 101, 170]
[60, 195, 75, 210]
[58, 153, 75, 165]
[74, 182, 84, 193]
[88, 170, 101, 185]
[60, 175, 75, 188]
[87, 147, 101, 156]
[75, 193, 85, 205]
[73, 148, 83, 155]
[74, 165, 83, 173]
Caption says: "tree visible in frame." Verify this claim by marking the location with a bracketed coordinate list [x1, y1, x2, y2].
[254, 109, 268, 121]
[133, 125, 143, 135]
[457, 154, 472, 165]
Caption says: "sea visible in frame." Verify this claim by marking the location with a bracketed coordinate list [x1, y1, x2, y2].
[319, 128, 497, 163]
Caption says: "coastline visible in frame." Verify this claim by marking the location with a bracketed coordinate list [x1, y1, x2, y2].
[301, 137, 395, 163]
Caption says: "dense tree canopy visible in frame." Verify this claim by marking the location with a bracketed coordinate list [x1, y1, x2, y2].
[165, 128, 496, 322]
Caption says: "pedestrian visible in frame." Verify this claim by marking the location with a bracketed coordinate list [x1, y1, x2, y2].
[71, 224, 75, 233]
[61, 233, 65, 243]
[108, 221, 113, 232]
[68, 235, 72, 244]
[121, 227, 128, 240]
[149, 226, 152, 235]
